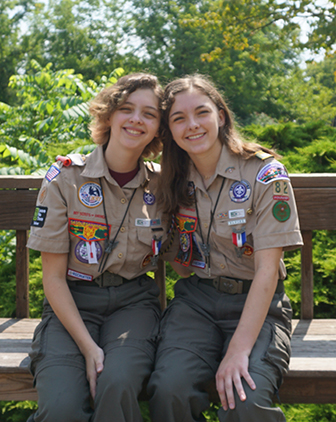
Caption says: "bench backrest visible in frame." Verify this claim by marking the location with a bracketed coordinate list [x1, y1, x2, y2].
[1, 174, 335, 319]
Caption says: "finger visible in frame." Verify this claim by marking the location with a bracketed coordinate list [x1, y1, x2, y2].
[96, 362, 104, 374]
[224, 377, 235, 410]
[89, 373, 97, 400]
[243, 372, 256, 391]
[233, 375, 246, 402]
[216, 376, 228, 411]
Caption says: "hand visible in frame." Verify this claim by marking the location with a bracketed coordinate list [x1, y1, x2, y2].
[215, 350, 256, 411]
[83, 344, 105, 399]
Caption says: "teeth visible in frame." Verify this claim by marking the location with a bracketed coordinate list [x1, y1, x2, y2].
[188, 133, 204, 140]
[125, 128, 142, 135]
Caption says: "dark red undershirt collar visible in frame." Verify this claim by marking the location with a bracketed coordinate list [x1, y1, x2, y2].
[108, 165, 139, 187]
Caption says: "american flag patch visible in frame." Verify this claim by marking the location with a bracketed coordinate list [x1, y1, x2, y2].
[45, 165, 60, 182]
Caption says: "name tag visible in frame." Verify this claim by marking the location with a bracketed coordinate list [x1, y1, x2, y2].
[135, 218, 161, 227]
[228, 218, 246, 226]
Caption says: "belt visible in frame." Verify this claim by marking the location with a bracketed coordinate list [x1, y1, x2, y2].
[197, 276, 284, 295]
[68, 273, 138, 288]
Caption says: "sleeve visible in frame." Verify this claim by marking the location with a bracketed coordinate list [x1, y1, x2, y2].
[27, 169, 70, 253]
[252, 160, 303, 252]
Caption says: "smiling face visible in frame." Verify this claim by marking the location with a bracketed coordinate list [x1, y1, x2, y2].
[168, 88, 225, 160]
[108, 88, 160, 155]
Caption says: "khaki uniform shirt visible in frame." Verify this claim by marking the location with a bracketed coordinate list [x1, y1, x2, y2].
[174, 145, 303, 280]
[27, 145, 171, 281]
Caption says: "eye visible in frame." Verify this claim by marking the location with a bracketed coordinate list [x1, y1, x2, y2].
[172, 116, 184, 123]
[199, 109, 209, 115]
[144, 111, 157, 118]
[119, 106, 132, 112]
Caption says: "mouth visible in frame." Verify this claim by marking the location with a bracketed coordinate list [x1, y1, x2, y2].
[123, 127, 144, 136]
[186, 133, 205, 140]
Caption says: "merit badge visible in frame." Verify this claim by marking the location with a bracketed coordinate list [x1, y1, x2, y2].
[232, 227, 246, 248]
[45, 165, 60, 182]
[179, 232, 190, 253]
[143, 192, 155, 205]
[273, 180, 289, 201]
[273, 201, 291, 222]
[175, 214, 197, 233]
[31, 206, 48, 228]
[175, 232, 193, 267]
[69, 219, 110, 241]
[75, 240, 103, 264]
[229, 180, 251, 203]
[67, 268, 93, 282]
[78, 182, 103, 208]
[191, 233, 206, 269]
[256, 162, 289, 185]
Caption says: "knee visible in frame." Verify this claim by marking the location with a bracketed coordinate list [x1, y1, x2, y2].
[35, 395, 91, 422]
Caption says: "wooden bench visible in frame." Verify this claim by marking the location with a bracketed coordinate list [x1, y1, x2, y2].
[0, 174, 336, 404]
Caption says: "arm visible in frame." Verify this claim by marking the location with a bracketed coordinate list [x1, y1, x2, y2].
[41, 252, 104, 399]
[215, 247, 283, 411]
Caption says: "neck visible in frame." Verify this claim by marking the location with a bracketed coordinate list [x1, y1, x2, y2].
[190, 148, 221, 181]
[104, 141, 141, 173]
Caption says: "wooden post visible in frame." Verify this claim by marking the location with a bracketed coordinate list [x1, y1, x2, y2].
[301, 230, 314, 319]
[155, 259, 166, 311]
[16, 230, 29, 318]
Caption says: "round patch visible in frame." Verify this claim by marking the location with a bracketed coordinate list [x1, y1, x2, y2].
[143, 192, 155, 205]
[38, 186, 48, 204]
[229, 180, 251, 203]
[179, 233, 190, 252]
[75, 240, 103, 263]
[273, 201, 291, 222]
[78, 182, 103, 208]
[242, 244, 254, 257]
[141, 252, 153, 268]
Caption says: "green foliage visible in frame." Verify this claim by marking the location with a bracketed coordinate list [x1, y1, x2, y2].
[0, 400, 37, 422]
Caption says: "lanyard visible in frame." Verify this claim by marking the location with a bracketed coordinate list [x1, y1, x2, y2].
[194, 177, 225, 276]
[98, 178, 137, 273]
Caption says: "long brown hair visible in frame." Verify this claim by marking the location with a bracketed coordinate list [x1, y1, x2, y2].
[159, 74, 278, 214]
[89, 73, 163, 159]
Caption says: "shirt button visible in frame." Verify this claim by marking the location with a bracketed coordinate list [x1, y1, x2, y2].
[120, 227, 125, 233]
[220, 264, 225, 269]
[121, 198, 126, 204]
[118, 253, 123, 258]
[204, 223, 208, 228]
[203, 193, 209, 199]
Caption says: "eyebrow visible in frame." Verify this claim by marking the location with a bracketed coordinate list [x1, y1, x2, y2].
[170, 104, 208, 118]
[123, 101, 159, 112]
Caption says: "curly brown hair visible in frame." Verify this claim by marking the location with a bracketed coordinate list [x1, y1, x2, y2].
[89, 73, 164, 159]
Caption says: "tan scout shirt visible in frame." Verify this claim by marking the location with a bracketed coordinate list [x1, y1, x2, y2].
[175, 145, 303, 280]
[27, 145, 171, 281]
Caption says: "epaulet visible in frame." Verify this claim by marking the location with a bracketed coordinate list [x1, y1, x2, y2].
[254, 150, 273, 161]
[55, 153, 86, 167]
[146, 161, 161, 173]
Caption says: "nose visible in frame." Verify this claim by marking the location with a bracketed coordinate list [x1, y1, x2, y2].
[129, 111, 143, 124]
[188, 117, 199, 130]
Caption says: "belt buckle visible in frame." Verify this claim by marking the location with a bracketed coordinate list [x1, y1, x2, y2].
[103, 272, 124, 287]
[215, 277, 243, 294]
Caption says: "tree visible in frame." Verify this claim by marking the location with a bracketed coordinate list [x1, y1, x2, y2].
[0, 0, 34, 102]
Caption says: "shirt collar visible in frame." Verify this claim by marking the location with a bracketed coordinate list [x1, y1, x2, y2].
[81, 145, 150, 188]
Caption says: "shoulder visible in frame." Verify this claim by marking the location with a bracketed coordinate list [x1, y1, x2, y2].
[44, 153, 88, 184]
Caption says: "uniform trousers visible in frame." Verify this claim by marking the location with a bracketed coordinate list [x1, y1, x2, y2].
[148, 275, 292, 422]
[27, 274, 161, 422]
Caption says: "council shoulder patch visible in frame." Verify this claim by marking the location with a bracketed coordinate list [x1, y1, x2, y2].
[256, 162, 289, 185]
[31, 206, 48, 228]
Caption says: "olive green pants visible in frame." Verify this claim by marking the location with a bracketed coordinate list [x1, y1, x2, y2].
[27, 275, 161, 422]
[148, 275, 292, 422]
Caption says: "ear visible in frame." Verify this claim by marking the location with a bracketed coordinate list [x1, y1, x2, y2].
[218, 109, 225, 127]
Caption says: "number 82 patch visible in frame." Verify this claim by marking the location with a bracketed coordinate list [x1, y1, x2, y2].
[273, 180, 289, 201]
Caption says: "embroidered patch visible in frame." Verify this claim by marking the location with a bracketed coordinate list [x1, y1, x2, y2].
[67, 268, 93, 282]
[74, 240, 103, 264]
[256, 163, 289, 185]
[45, 165, 60, 182]
[191, 233, 206, 269]
[242, 244, 254, 257]
[175, 232, 193, 266]
[143, 192, 155, 205]
[38, 186, 48, 204]
[179, 232, 191, 253]
[228, 218, 246, 226]
[31, 206, 48, 228]
[78, 182, 103, 208]
[229, 180, 251, 203]
[175, 214, 197, 233]
[141, 252, 153, 268]
[69, 219, 110, 241]
[273, 180, 289, 201]
[217, 211, 228, 220]
[273, 201, 291, 222]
